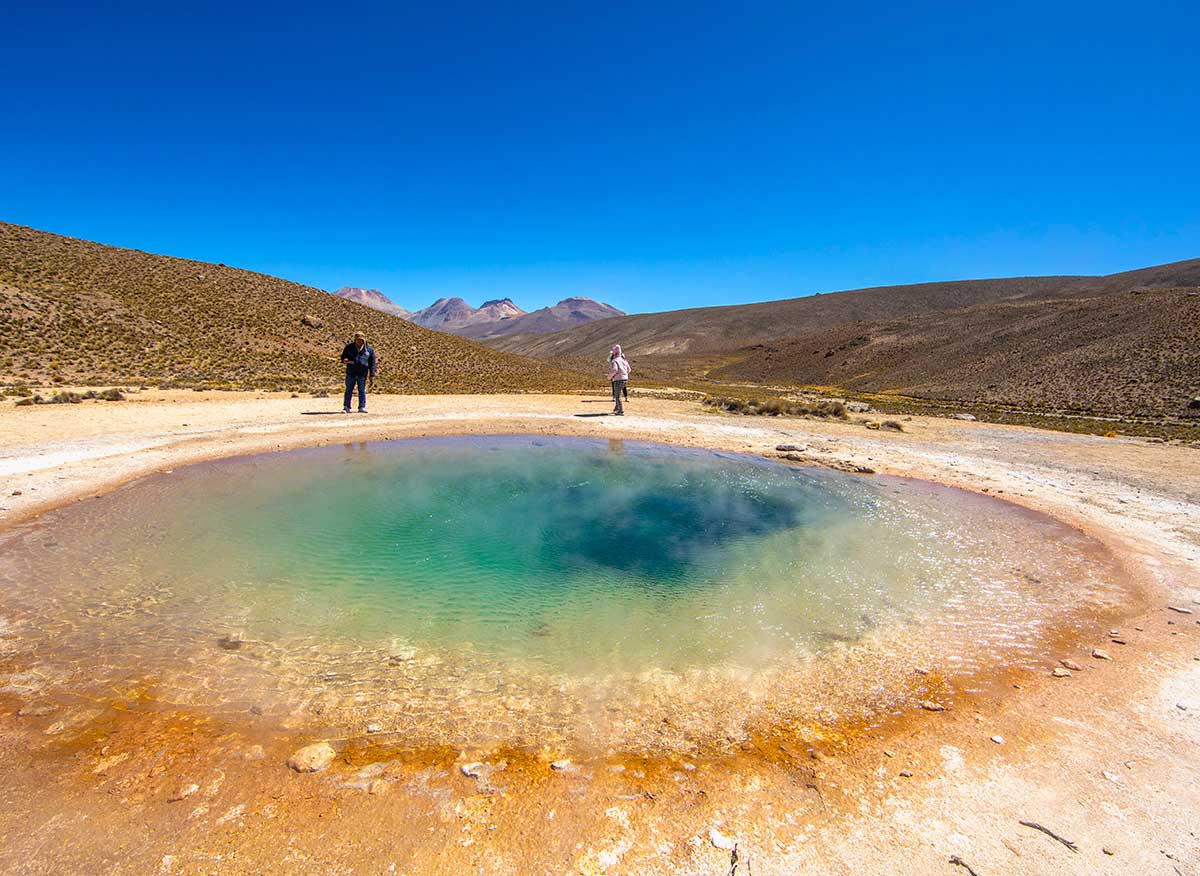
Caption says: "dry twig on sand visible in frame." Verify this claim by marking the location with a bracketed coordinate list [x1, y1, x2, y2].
[948, 855, 981, 876]
[1019, 820, 1079, 852]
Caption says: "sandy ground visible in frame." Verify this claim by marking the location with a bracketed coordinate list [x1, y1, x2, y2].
[0, 390, 1198, 876]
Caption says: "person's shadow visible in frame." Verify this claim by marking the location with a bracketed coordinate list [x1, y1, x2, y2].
[574, 413, 612, 417]
[301, 411, 344, 416]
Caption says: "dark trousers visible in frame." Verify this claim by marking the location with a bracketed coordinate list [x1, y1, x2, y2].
[611, 379, 627, 413]
[344, 371, 368, 410]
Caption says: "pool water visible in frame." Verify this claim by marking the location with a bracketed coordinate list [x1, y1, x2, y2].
[0, 436, 1129, 751]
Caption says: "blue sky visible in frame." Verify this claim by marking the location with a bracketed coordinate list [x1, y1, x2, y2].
[3, 1, 1198, 314]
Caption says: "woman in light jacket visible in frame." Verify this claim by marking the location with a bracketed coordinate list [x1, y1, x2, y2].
[608, 344, 631, 415]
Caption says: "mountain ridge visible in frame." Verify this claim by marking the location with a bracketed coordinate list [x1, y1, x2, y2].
[0, 222, 590, 394]
[488, 260, 1200, 418]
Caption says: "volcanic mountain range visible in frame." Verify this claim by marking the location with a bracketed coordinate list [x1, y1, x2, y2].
[332, 287, 624, 339]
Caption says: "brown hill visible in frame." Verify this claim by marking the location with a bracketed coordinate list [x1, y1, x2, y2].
[492, 263, 1200, 418]
[332, 286, 411, 319]
[0, 222, 590, 394]
[458, 297, 625, 341]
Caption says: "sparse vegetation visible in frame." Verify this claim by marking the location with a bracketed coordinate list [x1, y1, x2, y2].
[0, 222, 594, 395]
[702, 395, 848, 419]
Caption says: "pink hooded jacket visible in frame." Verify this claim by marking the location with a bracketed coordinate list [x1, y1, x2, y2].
[608, 344, 631, 381]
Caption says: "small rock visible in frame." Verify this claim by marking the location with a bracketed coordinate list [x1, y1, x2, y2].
[368, 778, 390, 795]
[883, 750, 895, 758]
[287, 742, 337, 773]
[775, 444, 804, 452]
[1102, 847, 1114, 856]
[300, 313, 324, 328]
[990, 735, 1004, 744]
[919, 700, 945, 712]
[388, 648, 417, 664]
[168, 783, 199, 802]
[845, 401, 871, 413]
[1051, 668, 1072, 678]
[1102, 770, 1124, 784]
[899, 770, 913, 777]
[1092, 648, 1112, 660]
[1178, 703, 1189, 711]
[10, 490, 21, 496]
[708, 828, 737, 850]
[461, 762, 484, 778]
[216, 636, 243, 651]
[1061, 659, 1084, 671]
[550, 759, 571, 771]
[951, 413, 977, 421]
[1166, 605, 1194, 615]
[366, 723, 382, 734]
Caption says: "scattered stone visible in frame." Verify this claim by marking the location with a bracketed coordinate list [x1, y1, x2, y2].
[286, 742, 337, 773]
[1052, 668, 1072, 677]
[388, 647, 417, 664]
[300, 313, 324, 328]
[990, 735, 1004, 745]
[550, 759, 571, 771]
[368, 778, 390, 795]
[708, 827, 736, 850]
[865, 421, 881, 430]
[884, 750, 895, 758]
[1092, 648, 1112, 660]
[845, 401, 871, 413]
[10, 490, 21, 496]
[168, 783, 200, 802]
[1110, 638, 1127, 645]
[913, 667, 930, 675]
[951, 413, 977, 421]
[216, 636, 243, 651]
[899, 770, 913, 777]
[1102, 770, 1124, 785]
[775, 444, 804, 452]
[919, 700, 946, 712]
[366, 723, 382, 734]
[461, 762, 484, 778]
[1061, 659, 1084, 671]
[854, 465, 876, 474]
[1166, 605, 1194, 615]
[1102, 847, 1115, 856]
[1177, 703, 1189, 711]
[249, 705, 264, 716]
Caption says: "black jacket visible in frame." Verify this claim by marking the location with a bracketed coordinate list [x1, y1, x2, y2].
[341, 342, 377, 376]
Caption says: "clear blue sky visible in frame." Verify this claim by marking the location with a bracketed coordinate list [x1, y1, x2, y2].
[3, 1, 1198, 314]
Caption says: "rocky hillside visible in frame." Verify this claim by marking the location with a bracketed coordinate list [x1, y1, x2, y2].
[332, 286, 411, 319]
[460, 297, 625, 341]
[493, 262, 1200, 418]
[0, 222, 591, 394]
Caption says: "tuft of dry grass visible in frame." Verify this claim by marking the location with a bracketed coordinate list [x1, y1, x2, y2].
[702, 395, 848, 419]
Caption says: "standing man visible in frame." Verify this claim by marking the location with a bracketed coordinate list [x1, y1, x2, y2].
[340, 330, 376, 413]
[608, 343, 631, 416]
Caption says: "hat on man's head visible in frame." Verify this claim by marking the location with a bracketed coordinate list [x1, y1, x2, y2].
[353, 331, 365, 339]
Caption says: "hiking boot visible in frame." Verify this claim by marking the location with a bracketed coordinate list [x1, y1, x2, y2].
[342, 408, 350, 413]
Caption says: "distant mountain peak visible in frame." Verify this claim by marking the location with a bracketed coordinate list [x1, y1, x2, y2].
[331, 286, 411, 320]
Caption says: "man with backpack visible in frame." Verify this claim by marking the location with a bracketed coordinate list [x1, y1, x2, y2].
[340, 331, 377, 413]
[608, 344, 631, 415]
